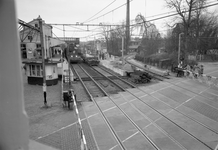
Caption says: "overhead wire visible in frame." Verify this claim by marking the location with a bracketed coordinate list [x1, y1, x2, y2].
[110, 0, 218, 28]
[82, 0, 117, 23]
[131, 1, 218, 26]
[80, 1, 218, 39]
[50, 1, 218, 39]
[84, 0, 134, 23]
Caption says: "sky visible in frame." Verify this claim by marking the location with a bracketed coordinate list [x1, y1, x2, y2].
[16, 0, 218, 41]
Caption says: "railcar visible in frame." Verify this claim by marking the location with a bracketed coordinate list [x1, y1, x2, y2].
[83, 54, 100, 66]
[64, 43, 83, 63]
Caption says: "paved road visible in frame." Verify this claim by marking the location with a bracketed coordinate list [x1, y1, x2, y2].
[199, 62, 218, 77]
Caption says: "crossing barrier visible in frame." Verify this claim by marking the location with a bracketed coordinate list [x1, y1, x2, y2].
[70, 89, 88, 150]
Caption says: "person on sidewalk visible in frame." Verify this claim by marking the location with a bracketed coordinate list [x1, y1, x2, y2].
[177, 61, 184, 77]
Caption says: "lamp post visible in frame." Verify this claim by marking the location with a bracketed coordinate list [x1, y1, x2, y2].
[178, 32, 184, 65]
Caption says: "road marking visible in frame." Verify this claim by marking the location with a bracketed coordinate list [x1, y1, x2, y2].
[122, 131, 139, 143]
[109, 145, 118, 150]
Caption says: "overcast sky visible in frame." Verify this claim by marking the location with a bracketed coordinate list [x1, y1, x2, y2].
[16, 0, 218, 41]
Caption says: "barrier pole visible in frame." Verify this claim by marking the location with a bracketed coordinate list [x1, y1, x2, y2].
[71, 90, 88, 150]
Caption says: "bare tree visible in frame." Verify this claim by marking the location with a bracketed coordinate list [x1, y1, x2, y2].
[165, 0, 207, 56]
[134, 14, 161, 61]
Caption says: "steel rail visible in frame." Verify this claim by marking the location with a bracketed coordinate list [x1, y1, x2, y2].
[92, 66, 134, 90]
[94, 66, 188, 150]
[72, 64, 126, 150]
[98, 64, 215, 150]
[99, 66, 218, 135]
[79, 65, 160, 150]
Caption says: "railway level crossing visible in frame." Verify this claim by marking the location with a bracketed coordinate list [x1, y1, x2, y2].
[82, 78, 218, 149]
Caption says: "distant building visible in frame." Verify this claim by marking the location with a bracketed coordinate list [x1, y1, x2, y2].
[128, 39, 140, 52]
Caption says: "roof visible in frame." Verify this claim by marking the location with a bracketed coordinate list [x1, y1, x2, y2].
[22, 59, 60, 64]
[129, 45, 139, 50]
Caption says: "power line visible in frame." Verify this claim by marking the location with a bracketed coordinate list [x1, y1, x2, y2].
[51, 1, 218, 39]
[84, 0, 133, 23]
[82, 0, 117, 23]
[131, 2, 218, 26]
[111, 0, 218, 27]
[80, 2, 218, 39]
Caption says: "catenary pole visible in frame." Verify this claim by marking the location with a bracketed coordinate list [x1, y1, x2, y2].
[178, 33, 184, 65]
[38, 17, 47, 106]
[126, 0, 130, 53]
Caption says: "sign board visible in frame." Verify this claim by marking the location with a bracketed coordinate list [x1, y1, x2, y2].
[26, 43, 36, 59]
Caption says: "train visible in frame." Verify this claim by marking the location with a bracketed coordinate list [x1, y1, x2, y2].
[64, 43, 83, 63]
[83, 54, 100, 66]
[63, 43, 100, 65]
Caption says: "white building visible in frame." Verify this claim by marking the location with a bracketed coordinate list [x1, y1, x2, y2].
[19, 16, 65, 59]
[20, 16, 65, 85]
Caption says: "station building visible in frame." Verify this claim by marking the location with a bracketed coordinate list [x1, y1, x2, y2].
[20, 16, 66, 85]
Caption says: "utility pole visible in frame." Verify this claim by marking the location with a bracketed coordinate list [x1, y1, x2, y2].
[126, 0, 130, 54]
[68, 45, 71, 89]
[38, 17, 47, 106]
[122, 36, 124, 65]
[178, 33, 184, 65]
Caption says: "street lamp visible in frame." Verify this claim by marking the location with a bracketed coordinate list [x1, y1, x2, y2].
[178, 32, 184, 65]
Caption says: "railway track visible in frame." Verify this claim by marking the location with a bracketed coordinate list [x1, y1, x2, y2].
[71, 64, 106, 98]
[71, 62, 218, 150]
[71, 64, 135, 98]
[91, 65, 218, 150]
[72, 65, 163, 149]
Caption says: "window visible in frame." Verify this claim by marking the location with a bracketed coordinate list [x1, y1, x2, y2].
[35, 24, 38, 28]
[21, 44, 27, 58]
[29, 65, 32, 76]
[28, 36, 32, 41]
[36, 65, 40, 76]
[28, 64, 43, 77]
[36, 44, 41, 48]
[21, 44, 26, 50]
[32, 65, 35, 76]
[41, 65, 43, 76]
